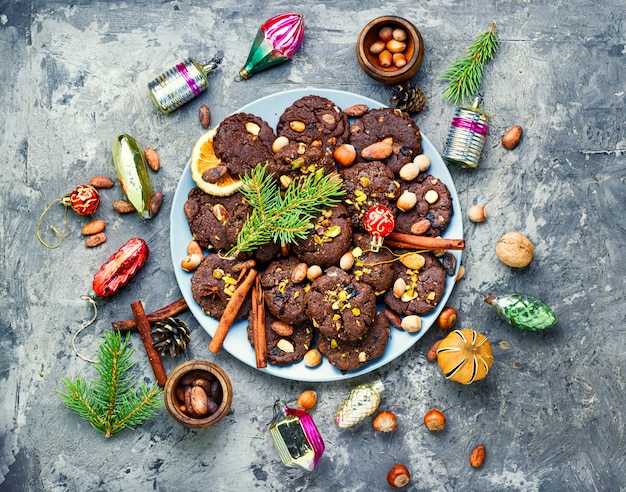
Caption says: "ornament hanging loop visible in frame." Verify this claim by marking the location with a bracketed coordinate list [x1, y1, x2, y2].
[36, 197, 70, 249]
[71, 295, 99, 363]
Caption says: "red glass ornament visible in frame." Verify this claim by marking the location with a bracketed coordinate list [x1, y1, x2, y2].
[364, 205, 395, 252]
[62, 185, 101, 216]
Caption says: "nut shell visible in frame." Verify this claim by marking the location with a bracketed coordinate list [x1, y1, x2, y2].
[496, 232, 534, 268]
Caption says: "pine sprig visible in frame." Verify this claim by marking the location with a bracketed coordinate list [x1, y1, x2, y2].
[228, 164, 345, 256]
[59, 330, 163, 437]
[440, 21, 499, 106]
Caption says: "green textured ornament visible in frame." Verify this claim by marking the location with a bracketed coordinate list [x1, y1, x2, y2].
[334, 380, 384, 429]
[485, 293, 557, 331]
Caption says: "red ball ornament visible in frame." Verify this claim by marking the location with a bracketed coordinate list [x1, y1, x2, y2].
[62, 185, 101, 216]
[364, 205, 395, 252]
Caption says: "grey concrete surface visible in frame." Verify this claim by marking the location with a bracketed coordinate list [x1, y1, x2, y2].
[1, 1, 625, 491]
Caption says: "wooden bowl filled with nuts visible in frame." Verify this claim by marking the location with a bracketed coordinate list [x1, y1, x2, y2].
[164, 360, 233, 428]
[356, 16, 424, 84]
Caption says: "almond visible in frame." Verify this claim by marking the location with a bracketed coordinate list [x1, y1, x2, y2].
[469, 444, 486, 468]
[85, 232, 107, 248]
[112, 199, 135, 214]
[361, 140, 393, 160]
[426, 339, 442, 362]
[145, 147, 160, 172]
[343, 104, 368, 117]
[410, 218, 431, 235]
[198, 104, 211, 128]
[291, 262, 308, 284]
[502, 125, 523, 149]
[81, 219, 106, 236]
[89, 176, 114, 189]
[271, 320, 294, 337]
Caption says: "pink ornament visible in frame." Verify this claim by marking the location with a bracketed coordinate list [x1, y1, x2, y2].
[364, 205, 395, 252]
[239, 13, 305, 80]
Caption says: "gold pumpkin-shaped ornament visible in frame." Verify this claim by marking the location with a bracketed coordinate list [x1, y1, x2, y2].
[436, 329, 494, 384]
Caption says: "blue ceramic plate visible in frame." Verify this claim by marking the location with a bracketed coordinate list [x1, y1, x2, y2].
[170, 88, 463, 382]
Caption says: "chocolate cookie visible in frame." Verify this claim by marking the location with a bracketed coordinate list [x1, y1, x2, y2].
[304, 267, 377, 342]
[261, 257, 312, 325]
[349, 108, 422, 174]
[317, 311, 390, 372]
[348, 232, 395, 295]
[340, 161, 400, 231]
[191, 255, 253, 320]
[246, 311, 313, 366]
[292, 203, 353, 267]
[213, 112, 276, 177]
[184, 187, 251, 252]
[383, 251, 447, 316]
[268, 141, 336, 182]
[276, 95, 350, 153]
[394, 174, 453, 237]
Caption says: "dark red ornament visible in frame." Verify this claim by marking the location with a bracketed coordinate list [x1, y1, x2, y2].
[62, 185, 101, 216]
[364, 205, 395, 252]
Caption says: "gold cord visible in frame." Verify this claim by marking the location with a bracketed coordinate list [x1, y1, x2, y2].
[71, 295, 98, 363]
[36, 198, 70, 249]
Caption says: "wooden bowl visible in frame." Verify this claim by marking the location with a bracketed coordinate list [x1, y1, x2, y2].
[164, 360, 233, 428]
[356, 16, 424, 84]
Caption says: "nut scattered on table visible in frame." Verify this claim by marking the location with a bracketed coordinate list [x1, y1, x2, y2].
[468, 205, 487, 223]
[496, 231, 534, 268]
[144, 147, 160, 172]
[502, 125, 523, 149]
[469, 444, 486, 468]
[198, 104, 211, 128]
[423, 408, 446, 431]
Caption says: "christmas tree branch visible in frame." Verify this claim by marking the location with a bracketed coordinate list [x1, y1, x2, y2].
[440, 21, 499, 105]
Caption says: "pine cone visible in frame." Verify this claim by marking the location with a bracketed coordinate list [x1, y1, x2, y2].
[152, 317, 190, 357]
[389, 80, 426, 114]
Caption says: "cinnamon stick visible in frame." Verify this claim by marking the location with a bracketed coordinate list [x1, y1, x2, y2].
[131, 300, 168, 387]
[112, 297, 188, 332]
[208, 268, 258, 354]
[252, 275, 267, 368]
[386, 232, 465, 251]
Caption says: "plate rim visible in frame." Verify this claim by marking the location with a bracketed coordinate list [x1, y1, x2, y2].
[170, 87, 463, 382]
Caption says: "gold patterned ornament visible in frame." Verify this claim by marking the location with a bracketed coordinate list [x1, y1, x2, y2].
[334, 380, 385, 428]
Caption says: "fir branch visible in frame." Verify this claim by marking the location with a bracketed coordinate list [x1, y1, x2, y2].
[440, 21, 499, 106]
[228, 165, 345, 256]
[59, 330, 163, 438]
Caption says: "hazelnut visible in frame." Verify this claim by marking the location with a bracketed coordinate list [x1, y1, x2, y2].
[401, 315, 421, 333]
[387, 464, 410, 488]
[296, 390, 317, 410]
[307, 265, 323, 282]
[437, 307, 458, 330]
[369, 40, 387, 54]
[398, 161, 420, 181]
[413, 154, 431, 172]
[393, 53, 407, 68]
[378, 50, 393, 67]
[423, 408, 446, 431]
[339, 251, 355, 270]
[392, 28, 407, 41]
[372, 410, 397, 432]
[378, 26, 393, 42]
[386, 39, 407, 53]
[272, 136, 290, 153]
[333, 144, 357, 167]
[392, 278, 406, 298]
[424, 189, 439, 204]
[397, 190, 417, 212]
[495, 231, 534, 268]
[468, 205, 487, 223]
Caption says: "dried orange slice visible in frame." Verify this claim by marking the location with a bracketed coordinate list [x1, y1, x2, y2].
[190, 129, 243, 196]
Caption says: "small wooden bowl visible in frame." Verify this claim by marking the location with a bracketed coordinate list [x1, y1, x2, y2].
[356, 16, 424, 84]
[164, 360, 233, 428]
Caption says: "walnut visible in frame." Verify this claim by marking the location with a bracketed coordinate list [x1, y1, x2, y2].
[496, 231, 534, 268]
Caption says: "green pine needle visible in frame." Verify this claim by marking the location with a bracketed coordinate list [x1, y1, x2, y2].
[228, 164, 345, 256]
[59, 330, 163, 438]
[440, 21, 499, 106]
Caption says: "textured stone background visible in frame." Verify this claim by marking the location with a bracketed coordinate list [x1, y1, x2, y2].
[1, 1, 624, 491]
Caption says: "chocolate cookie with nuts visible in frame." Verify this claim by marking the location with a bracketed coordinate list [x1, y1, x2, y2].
[184, 188, 251, 252]
[213, 112, 276, 177]
[340, 161, 400, 231]
[292, 203, 353, 268]
[304, 267, 377, 342]
[383, 251, 447, 316]
[268, 141, 337, 183]
[347, 232, 395, 295]
[261, 257, 313, 325]
[246, 311, 313, 366]
[276, 95, 350, 153]
[349, 108, 422, 174]
[393, 173, 453, 237]
[317, 311, 390, 372]
[191, 255, 253, 320]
